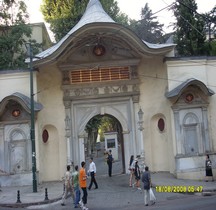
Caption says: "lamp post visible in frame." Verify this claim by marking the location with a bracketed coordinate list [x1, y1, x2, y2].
[138, 108, 145, 171]
[26, 43, 37, 192]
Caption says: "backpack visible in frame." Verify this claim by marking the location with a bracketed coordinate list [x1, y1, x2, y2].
[107, 154, 113, 163]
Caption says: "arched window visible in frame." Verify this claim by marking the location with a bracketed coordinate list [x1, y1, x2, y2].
[183, 113, 199, 155]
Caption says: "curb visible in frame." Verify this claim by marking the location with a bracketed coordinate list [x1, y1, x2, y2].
[0, 196, 62, 208]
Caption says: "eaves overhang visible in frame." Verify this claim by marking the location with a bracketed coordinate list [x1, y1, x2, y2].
[28, 22, 175, 67]
[165, 78, 215, 100]
[0, 92, 43, 116]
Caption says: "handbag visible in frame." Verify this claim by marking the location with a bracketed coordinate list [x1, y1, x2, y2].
[150, 188, 156, 201]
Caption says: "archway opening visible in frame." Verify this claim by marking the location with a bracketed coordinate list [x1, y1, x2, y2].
[84, 114, 125, 176]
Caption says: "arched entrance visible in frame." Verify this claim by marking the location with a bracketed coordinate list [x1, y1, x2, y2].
[83, 114, 125, 175]
[65, 97, 138, 175]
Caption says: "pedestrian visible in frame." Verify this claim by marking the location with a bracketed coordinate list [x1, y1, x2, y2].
[88, 157, 98, 190]
[61, 165, 74, 206]
[79, 161, 88, 210]
[134, 158, 141, 190]
[142, 166, 155, 206]
[129, 155, 135, 187]
[205, 154, 214, 182]
[70, 161, 75, 173]
[106, 150, 113, 177]
[72, 165, 81, 208]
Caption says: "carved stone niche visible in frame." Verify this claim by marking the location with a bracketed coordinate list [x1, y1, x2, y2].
[177, 87, 208, 106]
[0, 101, 30, 122]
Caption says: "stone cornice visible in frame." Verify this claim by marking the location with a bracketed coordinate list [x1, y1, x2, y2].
[62, 81, 140, 102]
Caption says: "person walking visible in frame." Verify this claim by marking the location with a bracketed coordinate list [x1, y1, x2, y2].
[129, 155, 135, 187]
[205, 154, 214, 182]
[141, 166, 151, 206]
[134, 158, 141, 190]
[106, 150, 113, 177]
[79, 161, 88, 210]
[88, 157, 98, 190]
[61, 165, 74, 206]
[72, 165, 81, 208]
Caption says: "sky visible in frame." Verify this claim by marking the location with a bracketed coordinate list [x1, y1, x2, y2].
[24, 0, 215, 40]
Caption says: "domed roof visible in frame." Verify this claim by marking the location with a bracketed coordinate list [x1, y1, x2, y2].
[30, 0, 175, 64]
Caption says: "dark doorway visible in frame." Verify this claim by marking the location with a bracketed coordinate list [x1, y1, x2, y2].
[84, 114, 125, 176]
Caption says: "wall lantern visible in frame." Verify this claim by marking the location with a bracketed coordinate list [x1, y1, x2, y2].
[138, 108, 144, 122]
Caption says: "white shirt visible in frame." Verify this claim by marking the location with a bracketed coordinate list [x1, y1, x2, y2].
[131, 160, 136, 170]
[64, 171, 72, 186]
[89, 161, 96, 173]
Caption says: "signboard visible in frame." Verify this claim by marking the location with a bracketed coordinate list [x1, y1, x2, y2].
[104, 132, 118, 160]
[107, 138, 115, 148]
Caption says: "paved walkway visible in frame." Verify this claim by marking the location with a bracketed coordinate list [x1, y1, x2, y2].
[0, 150, 215, 208]
[0, 171, 216, 208]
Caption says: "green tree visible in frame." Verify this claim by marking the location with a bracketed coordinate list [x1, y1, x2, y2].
[129, 3, 165, 43]
[203, 6, 216, 55]
[172, 0, 206, 56]
[41, 0, 130, 42]
[0, 0, 33, 70]
[85, 115, 117, 142]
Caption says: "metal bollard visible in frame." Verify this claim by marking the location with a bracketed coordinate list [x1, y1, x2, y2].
[16, 190, 21, 203]
[44, 188, 49, 201]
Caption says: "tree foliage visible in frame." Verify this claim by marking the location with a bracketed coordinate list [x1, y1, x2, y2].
[0, 0, 39, 70]
[85, 115, 117, 142]
[172, 0, 207, 56]
[129, 3, 165, 43]
[41, 0, 130, 42]
[203, 6, 216, 55]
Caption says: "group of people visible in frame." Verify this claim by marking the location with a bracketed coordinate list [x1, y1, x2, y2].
[61, 150, 114, 209]
[128, 154, 214, 206]
[61, 153, 214, 208]
[61, 157, 98, 209]
[128, 155, 156, 206]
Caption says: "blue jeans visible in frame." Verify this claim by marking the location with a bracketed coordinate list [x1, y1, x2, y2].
[74, 186, 80, 207]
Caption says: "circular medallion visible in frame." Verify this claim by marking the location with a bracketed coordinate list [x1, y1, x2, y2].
[93, 44, 106, 56]
[12, 109, 21, 117]
[185, 93, 194, 103]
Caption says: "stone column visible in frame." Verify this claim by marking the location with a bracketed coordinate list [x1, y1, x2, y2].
[78, 132, 88, 164]
[122, 130, 130, 174]
[64, 101, 72, 165]
[137, 108, 145, 172]
[173, 109, 182, 155]
[0, 124, 4, 170]
[202, 107, 210, 152]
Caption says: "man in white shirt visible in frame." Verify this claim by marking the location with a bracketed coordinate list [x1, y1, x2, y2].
[88, 157, 98, 190]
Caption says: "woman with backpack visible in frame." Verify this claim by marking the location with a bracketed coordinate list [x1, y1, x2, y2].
[106, 150, 113, 177]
